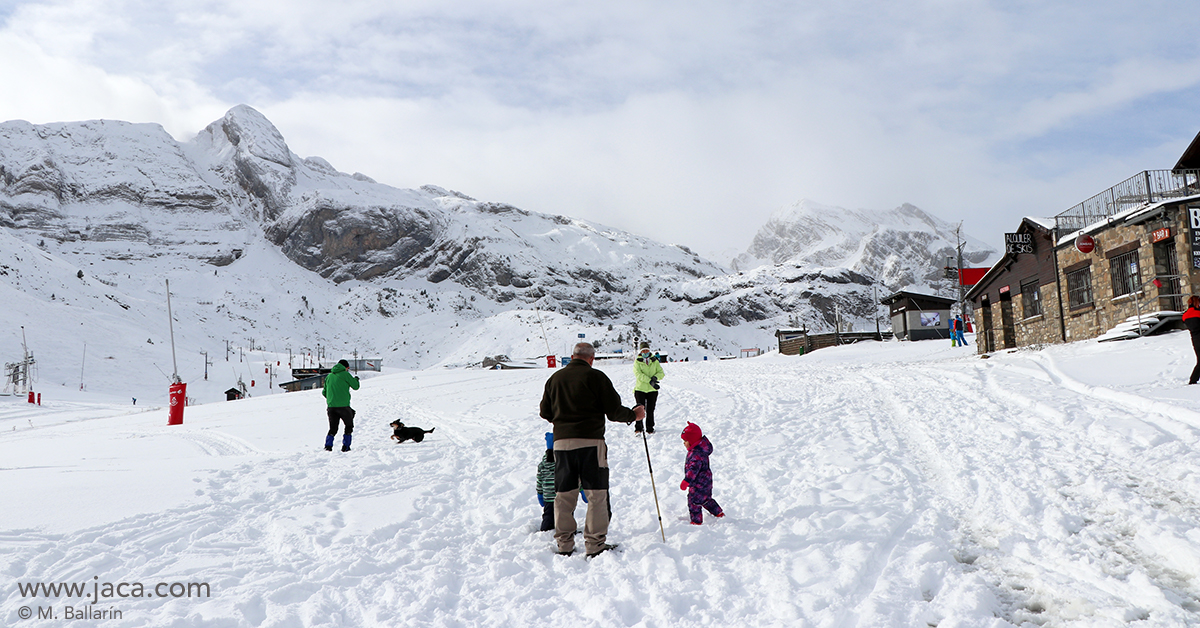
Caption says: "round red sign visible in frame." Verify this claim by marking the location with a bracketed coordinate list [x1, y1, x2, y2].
[1075, 234, 1095, 254]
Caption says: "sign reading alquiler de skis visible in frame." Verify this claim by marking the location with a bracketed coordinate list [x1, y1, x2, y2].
[1004, 232, 1033, 255]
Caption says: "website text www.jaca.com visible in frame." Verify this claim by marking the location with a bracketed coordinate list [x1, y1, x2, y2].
[14, 577, 211, 621]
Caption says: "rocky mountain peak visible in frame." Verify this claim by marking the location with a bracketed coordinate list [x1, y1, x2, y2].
[189, 105, 297, 221]
[736, 199, 998, 295]
[218, 105, 293, 169]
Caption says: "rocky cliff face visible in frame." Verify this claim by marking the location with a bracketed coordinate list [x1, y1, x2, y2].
[0, 118, 224, 232]
[0, 106, 739, 326]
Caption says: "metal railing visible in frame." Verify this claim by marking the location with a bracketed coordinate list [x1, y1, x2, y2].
[1128, 274, 1187, 337]
[1055, 169, 1200, 232]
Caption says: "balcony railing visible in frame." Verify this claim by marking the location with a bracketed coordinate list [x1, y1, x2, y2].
[1054, 169, 1200, 232]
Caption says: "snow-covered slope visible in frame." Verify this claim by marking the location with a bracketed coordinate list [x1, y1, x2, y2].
[4, 333, 1200, 626]
[735, 199, 999, 294]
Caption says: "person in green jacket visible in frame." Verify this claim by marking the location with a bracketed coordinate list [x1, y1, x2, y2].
[633, 341, 665, 434]
[323, 359, 360, 452]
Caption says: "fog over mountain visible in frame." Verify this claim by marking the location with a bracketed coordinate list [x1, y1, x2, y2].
[733, 199, 998, 295]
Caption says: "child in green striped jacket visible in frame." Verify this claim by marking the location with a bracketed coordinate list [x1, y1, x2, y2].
[537, 432, 585, 531]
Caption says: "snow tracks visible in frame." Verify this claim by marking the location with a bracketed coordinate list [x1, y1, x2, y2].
[5, 343, 1200, 627]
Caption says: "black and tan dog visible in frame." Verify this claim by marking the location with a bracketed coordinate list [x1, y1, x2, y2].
[390, 420, 435, 443]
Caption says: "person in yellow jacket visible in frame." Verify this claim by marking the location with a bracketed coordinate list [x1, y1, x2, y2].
[633, 341, 665, 433]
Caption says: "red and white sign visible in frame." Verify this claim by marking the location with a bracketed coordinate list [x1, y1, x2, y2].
[168, 382, 186, 425]
[1075, 234, 1095, 254]
[1152, 227, 1172, 243]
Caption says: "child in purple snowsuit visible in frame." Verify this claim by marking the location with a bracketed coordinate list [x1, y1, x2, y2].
[680, 422, 724, 525]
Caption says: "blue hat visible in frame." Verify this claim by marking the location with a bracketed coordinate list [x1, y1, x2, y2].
[544, 432, 554, 449]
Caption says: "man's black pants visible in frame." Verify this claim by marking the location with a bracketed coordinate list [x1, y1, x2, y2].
[1190, 333, 1200, 385]
[553, 438, 611, 555]
[327, 406, 355, 435]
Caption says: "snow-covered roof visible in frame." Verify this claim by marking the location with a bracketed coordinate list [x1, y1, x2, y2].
[1023, 216, 1056, 231]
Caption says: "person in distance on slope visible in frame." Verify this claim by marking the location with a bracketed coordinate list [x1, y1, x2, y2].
[540, 342, 645, 557]
[322, 359, 360, 451]
[953, 315, 968, 347]
[536, 432, 587, 532]
[679, 422, 724, 525]
[1184, 296, 1200, 385]
[633, 341, 665, 434]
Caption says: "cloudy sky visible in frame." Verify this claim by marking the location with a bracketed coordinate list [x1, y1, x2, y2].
[1, 0, 1198, 260]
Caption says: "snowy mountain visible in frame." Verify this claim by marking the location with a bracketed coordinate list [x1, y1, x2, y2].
[0, 105, 723, 309]
[733, 199, 999, 295]
[0, 106, 890, 404]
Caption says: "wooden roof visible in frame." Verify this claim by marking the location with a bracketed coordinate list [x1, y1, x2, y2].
[879, 290, 955, 307]
[1175, 128, 1200, 171]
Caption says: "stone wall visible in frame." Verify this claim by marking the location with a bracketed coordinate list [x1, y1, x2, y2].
[1056, 205, 1196, 342]
[1013, 282, 1063, 346]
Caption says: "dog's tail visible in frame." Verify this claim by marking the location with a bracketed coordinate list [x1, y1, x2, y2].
[424, 427, 436, 434]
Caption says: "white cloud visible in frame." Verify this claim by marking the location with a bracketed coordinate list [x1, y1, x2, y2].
[0, 0, 1198, 258]
[0, 31, 226, 136]
[1008, 58, 1200, 140]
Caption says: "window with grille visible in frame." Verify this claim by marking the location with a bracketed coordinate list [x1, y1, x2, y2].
[1109, 250, 1140, 298]
[1020, 279, 1042, 317]
[1066, 267, 1093, 309]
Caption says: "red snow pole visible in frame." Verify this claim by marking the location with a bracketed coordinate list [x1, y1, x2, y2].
[168, 382, 186, 425]
[165, 278, 185, 425]
[27, 391, 34, 404]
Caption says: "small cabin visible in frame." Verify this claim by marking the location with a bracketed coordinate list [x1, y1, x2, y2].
[775, 329, 808, 355]
[224, 388, 245, 401]
[279, 375, 325, 393]
[880, 291, 955, 341]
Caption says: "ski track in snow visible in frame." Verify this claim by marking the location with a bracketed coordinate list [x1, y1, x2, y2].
[4, 339, 1200, 626]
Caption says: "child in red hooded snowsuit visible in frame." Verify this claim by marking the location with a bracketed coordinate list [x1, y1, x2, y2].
[680, 422, 724, 524]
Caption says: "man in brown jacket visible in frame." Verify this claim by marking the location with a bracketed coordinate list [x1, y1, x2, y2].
[540, 342, 645, 557]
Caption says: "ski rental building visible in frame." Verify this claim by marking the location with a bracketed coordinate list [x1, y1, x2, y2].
[967, 129, 1200, 352]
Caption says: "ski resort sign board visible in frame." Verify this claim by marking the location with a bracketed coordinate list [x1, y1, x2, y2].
[1191, 206, 1200, 269]
[1004, 233, 1033, 255]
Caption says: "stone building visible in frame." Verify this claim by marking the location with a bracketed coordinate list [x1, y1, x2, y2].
[966, 130, 1200, 352]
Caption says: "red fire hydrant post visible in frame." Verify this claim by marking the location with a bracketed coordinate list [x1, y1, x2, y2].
[168, 382, 186, 425]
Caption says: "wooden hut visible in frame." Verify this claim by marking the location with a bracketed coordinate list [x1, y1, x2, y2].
[879, 291, 955, 341]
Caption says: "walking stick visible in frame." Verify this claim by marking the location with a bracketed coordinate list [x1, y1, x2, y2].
[641, 426, 667, 542]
